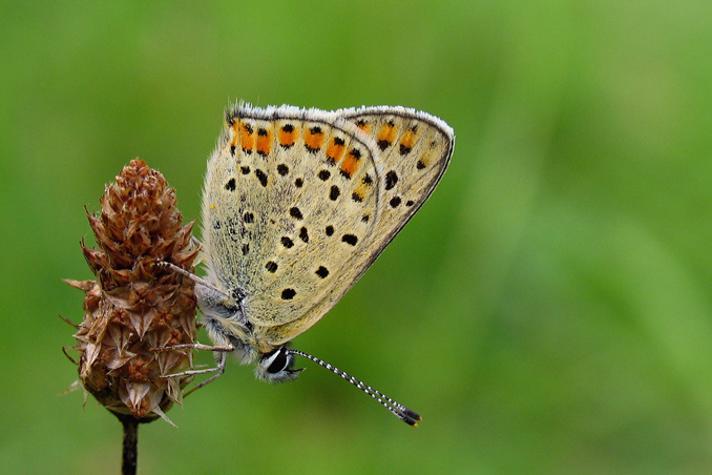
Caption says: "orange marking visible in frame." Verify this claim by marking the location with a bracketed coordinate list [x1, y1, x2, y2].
[279, 124, 296, 148]
[304, 126, 324, 152]
[356, 119, 371, 133]
[326, 137, 346, 164]
[340, 148, 361, 178]
[400, 129, 416, 151]
[256, 128, 272, 156]
[229, 121, 240, 149]
[240, 122, 254, 153]
[353, 183, 370, 201]
[377, 121, 397, 148]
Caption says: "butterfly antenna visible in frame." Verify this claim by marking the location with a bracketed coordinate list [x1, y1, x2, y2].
[287, 349, 421, 427]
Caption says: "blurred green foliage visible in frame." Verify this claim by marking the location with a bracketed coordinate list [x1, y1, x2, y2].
[1, 1, 712, 473]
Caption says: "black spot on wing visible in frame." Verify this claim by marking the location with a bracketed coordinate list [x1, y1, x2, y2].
[255, 169, 268, 187]
[289, 207, 303, 220]
[299, 226, 309, 243]
[384, 171, 398, 190]
[281, 288, 296, 300]
[341, 234, 358, 246]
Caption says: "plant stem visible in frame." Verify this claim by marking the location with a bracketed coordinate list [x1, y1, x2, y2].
[117, 414, 139, 475]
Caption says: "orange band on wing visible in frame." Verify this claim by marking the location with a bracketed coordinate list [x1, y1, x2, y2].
[399, 128, 417, 155]
[256, 127, 272, 157]
[279, 124, 296, 148]
[240, 122, 254, 154]
[355, 119, 371, 133]
[340, 148, 361, 178]
[376, 121, 397, 150]
[326, 137, 346, 164]
[304, 126, 324, 153]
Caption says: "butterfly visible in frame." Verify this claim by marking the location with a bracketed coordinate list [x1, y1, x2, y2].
[163, 103, 454, 426]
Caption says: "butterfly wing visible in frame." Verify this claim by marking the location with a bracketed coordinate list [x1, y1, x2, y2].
[202, 104, 384, 345]
[339, 106, 455, 254]
[262, 106, 454, 346]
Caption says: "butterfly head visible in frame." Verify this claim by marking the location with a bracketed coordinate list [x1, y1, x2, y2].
[255, 346, 303, 382]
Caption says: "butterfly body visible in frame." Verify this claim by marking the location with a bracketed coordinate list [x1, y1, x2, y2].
[195, 103, 453, 399]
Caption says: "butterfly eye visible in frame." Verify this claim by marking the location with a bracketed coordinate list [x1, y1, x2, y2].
[256, 347, 303, 382]
[261, 348, 291, 374]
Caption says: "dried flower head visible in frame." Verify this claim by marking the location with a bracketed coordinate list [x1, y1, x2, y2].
[67, 159, 199, 421]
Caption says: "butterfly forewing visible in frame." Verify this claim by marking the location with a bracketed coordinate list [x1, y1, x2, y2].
[261, 106, 454, 346]
[202, 106, 382, 329]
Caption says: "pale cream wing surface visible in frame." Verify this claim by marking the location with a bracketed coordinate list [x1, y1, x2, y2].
[201, 105, 382, 332]
[263, 106, 454, 345]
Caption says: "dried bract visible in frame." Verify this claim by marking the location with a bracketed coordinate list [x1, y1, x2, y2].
[68, 160, 198, 421]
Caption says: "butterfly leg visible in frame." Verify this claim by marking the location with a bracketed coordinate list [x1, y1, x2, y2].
[156, 261, 231, 300]
[152, 342, 234, 353]
[182, 350, 228, 397]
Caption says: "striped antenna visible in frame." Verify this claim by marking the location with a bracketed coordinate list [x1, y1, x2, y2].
[287, 348, 421, 427]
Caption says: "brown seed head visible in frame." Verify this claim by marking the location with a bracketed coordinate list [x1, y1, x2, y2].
[68, 159, 198, 420]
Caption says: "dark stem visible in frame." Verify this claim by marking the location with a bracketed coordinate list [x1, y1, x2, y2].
[116, 414, 139, 475]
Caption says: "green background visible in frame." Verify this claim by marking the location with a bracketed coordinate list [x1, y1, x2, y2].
[2, 1, 711, 473]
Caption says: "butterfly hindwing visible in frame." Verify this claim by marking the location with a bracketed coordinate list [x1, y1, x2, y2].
[340, 106, 454, 255]
[261, 106, 454, 346]
[202, 105, 381, 329]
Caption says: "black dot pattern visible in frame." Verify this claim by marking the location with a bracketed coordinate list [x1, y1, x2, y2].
[385, 171, 398, 190]
[255, 169, 268, 187]
[281, 288, 296, 300]
[342, 234, 358, 246]
[265, 261, 278, 273]
[315, 266, 329, 278]
[289, 207, 303, 220]
[299, 226, 309, 243]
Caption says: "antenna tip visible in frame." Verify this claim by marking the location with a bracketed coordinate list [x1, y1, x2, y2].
[402, 409, 422, 427]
